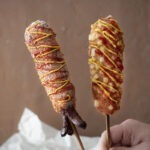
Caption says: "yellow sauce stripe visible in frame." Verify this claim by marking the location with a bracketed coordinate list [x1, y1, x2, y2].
[46, 79, 69, 84]
[25, 43, 33, 50]
[99, 65, 117, 83]
[34, 59, 65, 64]
[40, 63, 65, 80]
[28, 31, 54, 44]
[36, 48, 59, 58]
[94, 29, 117, 49]
[57, 95, 72, 104]
[98, 19, 121, 32]
[25, 44, 60, 58]
[29, 31, 53, 35]
[103, 45, 122, 60]
[26, 44, 60, 49]
[90, 44, 119, 69]
[92, 78, 118, 93]
[37, 45, 60, 49]
[90, 42, 117, 56]
[103, 30, 116, 41]
[34, 34, 52, 44]
[26, 27, 72, 111]
[48, 80, 70, 95]
[103, 31, 116, 48]
[103, 65, 122, 76]
[42, 79, 69, 87]
[89, 59, 118, 86]
[93, 81, 118, 103]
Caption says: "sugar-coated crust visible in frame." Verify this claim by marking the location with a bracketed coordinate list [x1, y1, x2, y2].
[25, 20, 75, 113]
[88, 15, 124, 115]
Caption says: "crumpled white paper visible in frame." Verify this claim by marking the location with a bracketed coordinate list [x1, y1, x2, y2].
[1, 108, 100, 150]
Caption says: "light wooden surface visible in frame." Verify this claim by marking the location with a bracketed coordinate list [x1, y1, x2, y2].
[0, 0, 149, 144]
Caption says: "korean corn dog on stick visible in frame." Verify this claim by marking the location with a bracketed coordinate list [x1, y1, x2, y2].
[24, 20, 86, 137]
[88, 15, 124, 148]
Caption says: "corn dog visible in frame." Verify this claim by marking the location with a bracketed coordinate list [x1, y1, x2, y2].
[88, 16, 124, 115]
[24, 20, 86, 136]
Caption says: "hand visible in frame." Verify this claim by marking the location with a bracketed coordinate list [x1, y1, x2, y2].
[99, 119, 150, 150]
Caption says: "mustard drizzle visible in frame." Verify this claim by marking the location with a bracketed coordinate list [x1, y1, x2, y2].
[89, 58, 118, 84]
[90, 43, 119, 69]
[89, 59, 120, 103]
[56, 94, 71, 109]
[40, 63, 65, 80]
[92, 79, 118, 103]
[96, 29, 116, 48]
[89, 19, 123, 103]
[90, 41, 117, 56]
[98, 19, 121, 33]
[26, 26, 71, 111]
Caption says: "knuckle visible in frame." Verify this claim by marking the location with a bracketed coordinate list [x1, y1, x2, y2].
[101, 130, 107, 137]
[122, 119, 137, 125]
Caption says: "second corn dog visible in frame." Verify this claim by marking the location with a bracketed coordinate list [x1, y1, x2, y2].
[88, 16, 124, 115]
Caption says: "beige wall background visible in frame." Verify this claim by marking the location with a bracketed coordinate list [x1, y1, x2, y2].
[0, 0, 149, 144]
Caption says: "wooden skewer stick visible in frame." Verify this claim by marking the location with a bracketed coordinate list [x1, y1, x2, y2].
[105, 115, 112, 149]
[70, 120, 85, 150]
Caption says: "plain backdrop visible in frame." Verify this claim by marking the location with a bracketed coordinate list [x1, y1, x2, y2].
[0, 0, 149, 144]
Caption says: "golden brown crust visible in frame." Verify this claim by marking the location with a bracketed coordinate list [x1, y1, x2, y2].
[88, 16, 124, 115]
[24, 20, 75, 113]
[24, 20, 87, 136]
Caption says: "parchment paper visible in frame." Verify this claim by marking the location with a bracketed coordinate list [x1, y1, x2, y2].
[0, 108, 100, 150]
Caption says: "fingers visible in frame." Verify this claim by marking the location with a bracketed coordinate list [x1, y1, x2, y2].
[110, 142, 150, 150]
[99, 124, 125, 149]
[98, 130, 107, 150]
[100, 119, 143, 147]
[99, 119, 138, 149]
[99, 119, 150, 150]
